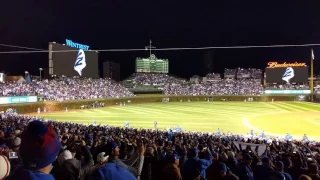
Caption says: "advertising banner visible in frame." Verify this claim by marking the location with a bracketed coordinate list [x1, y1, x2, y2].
[265, 62, 308, 84]
[264, 90, 311, 95]
[0, 96, 38, 104]
[51, 43, 99, 78]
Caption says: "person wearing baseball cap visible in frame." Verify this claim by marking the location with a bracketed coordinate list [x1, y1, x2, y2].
[97, 152, 109, 165]
[88, 161, 137, 180]
[235, 153, 254, 180]
[181, 147, 212, 180]
[162, 153, 182, 180]
[6, 120, 61, 180]
[272, 161, 292, 180]
[254, 157, 274, 180]
[51, 142, 94, 180]
[206, 162, 239, 180]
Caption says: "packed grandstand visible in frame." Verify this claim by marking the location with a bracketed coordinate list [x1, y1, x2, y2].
[0, 68, 315, 101]
[0, 112, 320, 180]
[0, 68, 319, 180]
[0, 78, 134, 100]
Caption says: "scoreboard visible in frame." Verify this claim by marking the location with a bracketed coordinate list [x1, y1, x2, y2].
[265, 62, 308, 84]
[49, 42, 99, 78]
[136, 54, 169, 73]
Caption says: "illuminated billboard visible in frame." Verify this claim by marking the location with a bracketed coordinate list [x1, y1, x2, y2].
[50, 43, 99, 78]
[264, 90, 311, 94]
[265, 62, 308, 84]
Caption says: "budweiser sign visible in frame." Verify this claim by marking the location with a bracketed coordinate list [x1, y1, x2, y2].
[267, 62, 307, 68]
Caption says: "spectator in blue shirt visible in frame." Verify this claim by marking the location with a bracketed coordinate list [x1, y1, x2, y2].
[217, 128, 221, 136]
[89, 162, 137, 180]
[250, 130, 254, 137]
[125, 121, 130, 128]
[261, 131, 265, 139]
[254, 157, 274, 180]
[235, 153, 254, 180]
[181, 147, 212, 180]
[285, 133, 292, 142]
[272, 161, 292, 180]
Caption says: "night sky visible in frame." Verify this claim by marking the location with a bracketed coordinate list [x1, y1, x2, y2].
[0, 1, 320, 79]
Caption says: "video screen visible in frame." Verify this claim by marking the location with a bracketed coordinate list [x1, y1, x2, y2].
[265, 67, 308, 83]
[52, 43, 99, 78]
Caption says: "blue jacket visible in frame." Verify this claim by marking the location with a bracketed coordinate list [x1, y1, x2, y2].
[6, 166, 55, 180]
[181, 155, 212, 180]
[235, 163, 254, 180]
[89, 162, 137, 180]
[270, 171, 292, 180]
[282, 172, 292, 180]
[254, 165, 273, 180]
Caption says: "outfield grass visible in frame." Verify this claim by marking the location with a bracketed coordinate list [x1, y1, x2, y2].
[36, 102, 320, 140]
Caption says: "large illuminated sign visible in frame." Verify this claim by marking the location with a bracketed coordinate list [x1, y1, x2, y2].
[267, 62, 307, 68]
[65, 39, 90, 50]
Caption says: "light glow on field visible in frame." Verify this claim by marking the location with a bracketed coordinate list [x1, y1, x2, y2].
[34, 101, 320, 140]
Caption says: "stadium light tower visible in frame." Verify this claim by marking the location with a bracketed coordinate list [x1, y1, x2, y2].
[39, 68, 43, 81]
[145, 39, 156, 58]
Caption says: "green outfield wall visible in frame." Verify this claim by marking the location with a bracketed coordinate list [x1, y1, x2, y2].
[0, 95, 305, 114]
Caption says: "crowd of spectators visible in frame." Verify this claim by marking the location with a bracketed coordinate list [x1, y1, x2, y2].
[0, 78, 134, 101]
[315, 85, 320, 94]
[0, 71, 314, 102]
[164, 79, 264, 96]
[133, 73, 186, 86]
[206, 73, 222, 81]
[250, 69, 263, 79]
[223, 68, 263, 80]
[236, 69, 251, 79]
[0, 113, 320, 180]
[224, 69, 237, 79]
[235, 68, 262, 79]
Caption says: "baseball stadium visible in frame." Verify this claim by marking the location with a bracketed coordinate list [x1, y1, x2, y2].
[1, 42, 320, 180]
[2, 2, 320, 179]
[0, 46, 319, 141]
